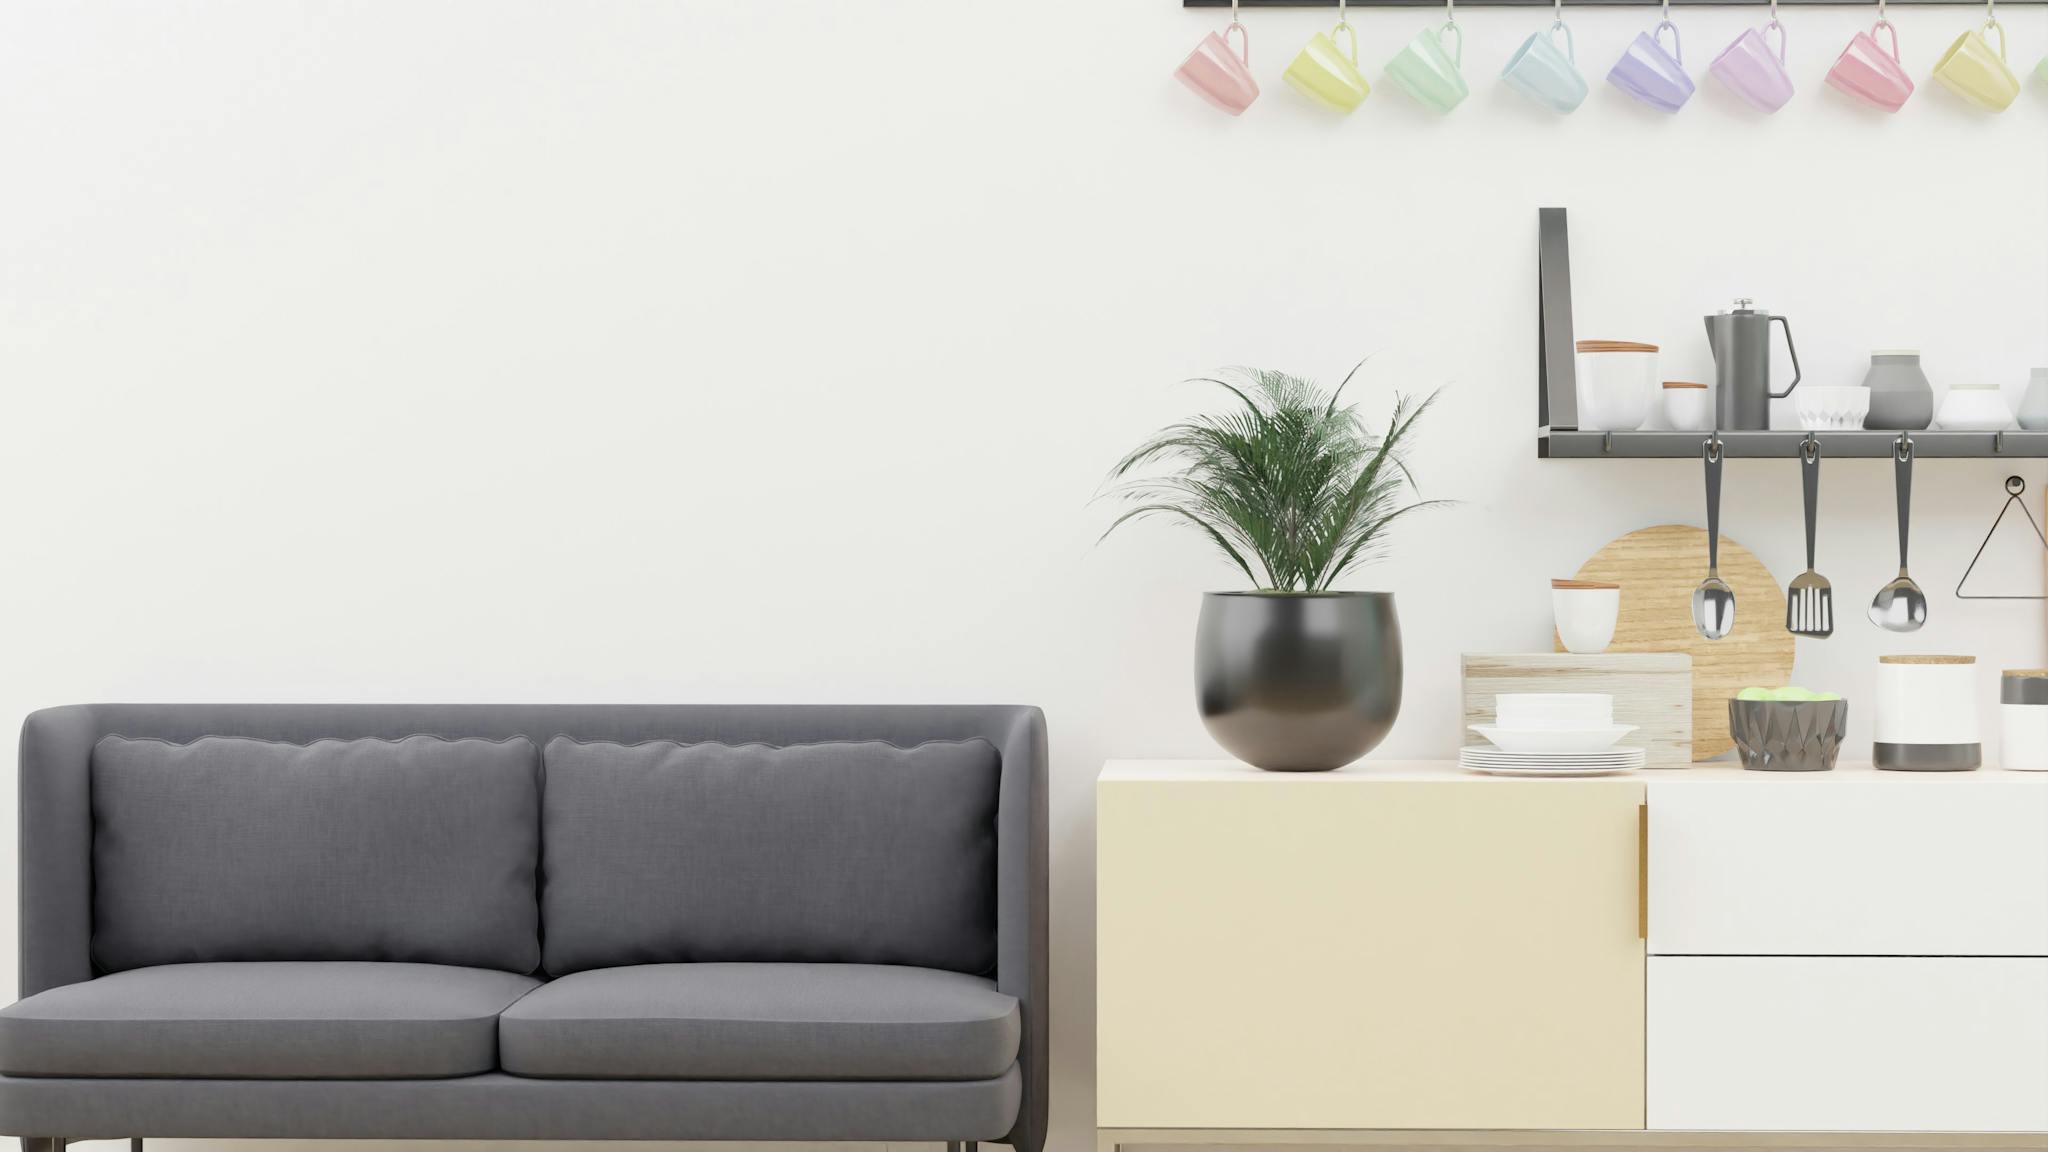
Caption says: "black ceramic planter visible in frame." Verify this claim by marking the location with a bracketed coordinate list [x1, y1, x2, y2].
[1195, 591, 1403, 772]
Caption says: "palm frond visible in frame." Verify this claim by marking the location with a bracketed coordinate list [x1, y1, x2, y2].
[1097, 366, 1449, 592]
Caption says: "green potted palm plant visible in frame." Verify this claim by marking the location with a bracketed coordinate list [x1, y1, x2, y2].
[1102, 366, 1445, 771]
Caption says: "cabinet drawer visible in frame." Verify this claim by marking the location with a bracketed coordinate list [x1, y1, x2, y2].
[1648, 956, 2048, 1132]
[1647, 776, 2048, 955]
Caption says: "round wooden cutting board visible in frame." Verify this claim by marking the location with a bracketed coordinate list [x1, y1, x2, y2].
[1566, 524, 1793, 762]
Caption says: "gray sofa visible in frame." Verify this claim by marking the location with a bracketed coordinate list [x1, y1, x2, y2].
[0, 704, 1046, 1152]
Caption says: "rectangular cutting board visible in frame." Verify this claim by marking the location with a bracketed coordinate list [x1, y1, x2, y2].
[1462, 652, 1694, 769]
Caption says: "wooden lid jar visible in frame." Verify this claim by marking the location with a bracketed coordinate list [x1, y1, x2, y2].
[1874, 656, 1980, 771]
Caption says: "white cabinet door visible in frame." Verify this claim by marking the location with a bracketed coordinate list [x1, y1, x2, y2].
[1647, 775, 2048, 955]
[1649, 956, 2048, 1132]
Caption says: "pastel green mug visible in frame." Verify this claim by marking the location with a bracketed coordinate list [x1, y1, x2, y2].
[1285, 23, 1370, 112]
[1386, 22, 1468, 113]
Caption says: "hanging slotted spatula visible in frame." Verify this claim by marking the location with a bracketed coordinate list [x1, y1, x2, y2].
[1787, 436, 1832, 637]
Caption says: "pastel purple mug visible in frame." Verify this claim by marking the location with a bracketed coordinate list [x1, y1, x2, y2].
[1827, 20, 1914, 111]
[1711, 20, 1795, 112]
[1607, 21, 1695, 112]
[1176, 24, 1259, 115]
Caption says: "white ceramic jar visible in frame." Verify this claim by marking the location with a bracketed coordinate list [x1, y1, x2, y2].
[1574, 340, 1656, 432]
[1874, 655, 1981, 771]
[1661, 381, 1712, 432]
[1999, 669, 2048, 771]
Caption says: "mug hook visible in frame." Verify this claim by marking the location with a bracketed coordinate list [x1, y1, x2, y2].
[1445, 0, 1456, 25]
[1875, 0, 1888, 26]
[1336, 0, 1349, 31]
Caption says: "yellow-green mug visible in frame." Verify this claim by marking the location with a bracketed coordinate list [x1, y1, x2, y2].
[1933, 19, 2020, 111]
[1285, 23, 1370, 112]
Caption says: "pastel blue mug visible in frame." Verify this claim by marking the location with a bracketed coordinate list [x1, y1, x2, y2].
[1504, 21, 1589, 112]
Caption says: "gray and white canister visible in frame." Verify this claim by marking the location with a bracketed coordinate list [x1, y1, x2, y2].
[1999, 670, 2048, 771]
[1873, 655, 1981, 771]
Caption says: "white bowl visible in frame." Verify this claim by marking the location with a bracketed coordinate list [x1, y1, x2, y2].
[1934, 388, 2014, 431]
[1494, 693, 1614, 730]
[1794, 386, 1872, 431]
[1470, 724, 1637, 756]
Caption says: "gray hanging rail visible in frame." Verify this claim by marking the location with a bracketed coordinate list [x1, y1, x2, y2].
[1189, 0, 2044, 6]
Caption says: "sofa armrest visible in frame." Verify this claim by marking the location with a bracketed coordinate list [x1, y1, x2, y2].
[18, 706, 99, 998]
[993, 705, 1048, 1152]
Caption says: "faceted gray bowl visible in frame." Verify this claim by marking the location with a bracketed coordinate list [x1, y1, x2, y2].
[1728, 699, 1849, 772]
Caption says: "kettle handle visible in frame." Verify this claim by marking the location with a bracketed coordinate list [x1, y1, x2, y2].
[1769, 314, 1802, 399]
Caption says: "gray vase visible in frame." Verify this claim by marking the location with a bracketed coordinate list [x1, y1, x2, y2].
[1195, 591, 1402, 772]
[1861, 351, 1933, 431]
[2018, 368, 2048, 431]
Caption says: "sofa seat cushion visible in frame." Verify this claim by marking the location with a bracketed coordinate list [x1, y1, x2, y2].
[0, 962, 541, 1079]
[498, 963, 1019, 1081]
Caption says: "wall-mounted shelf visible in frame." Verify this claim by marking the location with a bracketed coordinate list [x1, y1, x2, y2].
[1541, 430, 2048, 459]
[1531, 209, 2042, 462]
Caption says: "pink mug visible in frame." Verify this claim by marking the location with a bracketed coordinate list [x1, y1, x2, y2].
[1176, 24, 1259, 115]
[1827, 20, 1914, 111]
[1711, 20, 1794, 112]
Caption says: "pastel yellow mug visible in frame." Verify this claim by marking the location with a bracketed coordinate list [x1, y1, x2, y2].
[1933, 19, 2021, 110]
[1285, 22, 1370, 111]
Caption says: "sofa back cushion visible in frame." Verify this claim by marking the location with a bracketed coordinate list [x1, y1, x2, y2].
[91, 735, 541, 974]
[541, 737, 999, 976]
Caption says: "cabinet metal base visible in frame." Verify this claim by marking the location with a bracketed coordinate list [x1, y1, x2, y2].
[1099, 1129, 2046, 1150]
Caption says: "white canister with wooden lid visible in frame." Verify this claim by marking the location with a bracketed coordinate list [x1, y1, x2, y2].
[1999, 670, 2048, 771]
[1873, 655, 1981, 771]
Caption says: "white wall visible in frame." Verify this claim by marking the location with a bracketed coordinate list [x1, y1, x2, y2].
[2, 2, 2046, 1151]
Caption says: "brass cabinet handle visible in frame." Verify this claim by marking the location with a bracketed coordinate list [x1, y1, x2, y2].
[1637, 802, 1649, 941]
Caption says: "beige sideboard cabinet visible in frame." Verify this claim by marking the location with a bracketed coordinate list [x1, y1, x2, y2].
[1096, 760, 2048, 1152]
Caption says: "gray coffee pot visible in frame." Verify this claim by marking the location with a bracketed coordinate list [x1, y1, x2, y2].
[1705, 299, 1801, 431]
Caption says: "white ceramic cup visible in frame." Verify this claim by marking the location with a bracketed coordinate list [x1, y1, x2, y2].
[1552, 581, 1620, 654]
[1575, 341, 1658, 431]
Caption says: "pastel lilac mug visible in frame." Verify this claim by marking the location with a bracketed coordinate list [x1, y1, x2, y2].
[1712, 20, 1794, 112]
[1827, 20, 1913, 111]
[1608, 21, 1694, 112]
[1176, 24, 1259, 115]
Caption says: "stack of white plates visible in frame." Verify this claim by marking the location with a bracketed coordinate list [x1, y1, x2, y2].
[1464, 692, 1642, 775]
[1459, 745, 1645, 777]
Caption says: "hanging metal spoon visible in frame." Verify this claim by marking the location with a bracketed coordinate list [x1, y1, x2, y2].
[1693, 436, 1736, 640]
[1869, 433, 1928, 632]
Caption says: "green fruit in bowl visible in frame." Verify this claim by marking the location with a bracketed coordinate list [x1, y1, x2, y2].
[1736, 687, 1774, 701]
[1772, 687, 1819, 702]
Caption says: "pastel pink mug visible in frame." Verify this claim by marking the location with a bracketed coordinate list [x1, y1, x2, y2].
[1177, 24, 1259, 115]
[1827, 20, 1914, 111]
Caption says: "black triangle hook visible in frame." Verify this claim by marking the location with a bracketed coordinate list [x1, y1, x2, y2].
[1955, 476, 2048, 601]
